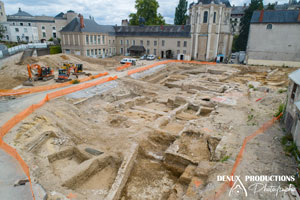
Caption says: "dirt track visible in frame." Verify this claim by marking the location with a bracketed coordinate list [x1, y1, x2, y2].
[1, 56, 300, 199]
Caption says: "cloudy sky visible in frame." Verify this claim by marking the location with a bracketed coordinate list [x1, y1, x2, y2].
[2, 0, 288, 25]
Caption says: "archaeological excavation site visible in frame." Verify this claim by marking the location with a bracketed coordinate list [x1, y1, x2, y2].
[0, 54, 299, 200]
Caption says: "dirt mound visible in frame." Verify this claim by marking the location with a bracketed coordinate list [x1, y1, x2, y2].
[60, 55, 70, 60]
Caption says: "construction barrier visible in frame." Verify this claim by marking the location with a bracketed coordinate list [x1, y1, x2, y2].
[127, 60, 216, 75]
[116, 63, 131, 71]
[0, 75, 118, 200]
[0, 72, 109, 97]
[207, 113, 283, 200]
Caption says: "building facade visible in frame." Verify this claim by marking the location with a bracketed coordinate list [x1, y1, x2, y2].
[189, 0, 233, 61]
[61, 0, 234, 61]
[247, 10, 300, 67]
[0, 1, 77, 42]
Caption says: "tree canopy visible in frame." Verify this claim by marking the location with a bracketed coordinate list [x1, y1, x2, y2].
[129, 0, 166, 25]
[234, 0, 263, 51]
[174, 0, 188, 25]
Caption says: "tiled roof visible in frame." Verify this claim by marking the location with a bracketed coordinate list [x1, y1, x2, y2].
[251, 10, 300, 23]
[12, 8, 32, 17]
[60, 18, 115, 35]
[114, 25, 191, 38]
[190, 0, 231, 8]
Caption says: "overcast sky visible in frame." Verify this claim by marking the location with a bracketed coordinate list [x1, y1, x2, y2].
[2, 0, 289, 25]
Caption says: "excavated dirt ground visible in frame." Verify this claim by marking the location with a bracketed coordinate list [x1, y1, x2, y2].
[2, 61, 300, 199]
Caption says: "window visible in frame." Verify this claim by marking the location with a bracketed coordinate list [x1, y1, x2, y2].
[154, 49, 157, 55]
[43, 32, 46, 37]
[196, 12, 198, 24]
[99, 49, 101, 55]
[147, 49, 150, 54]
[94, 35, 96, 44]
[109, 40, 111, 45]
[184, 41, 187, 47]
[183, 50, 186, 54]
[17, 36, 20, 41]
[86, 35, 89, 44]
[203, 11, 208, 23]
[291, 83, 297, 101]
[15, 28, 19, 32]
[13, 22, 15, 25]
[24, 28, 28, 33]
[267, 24, 272, 30]
[98, 36, 101, 44]
[20, 23, 23, 26]
[162, 40, 165, 46]
[91, 49, 94, 56]
[52, 27, 56, 30]
[113, 40, 115, 44]
[177, 50, 180, 54]
[154, 41, 157, 46]
[42, 26, 45, 30]
[1, 12, 2, 16]
[53, 32, 57, 38]
[87, 50, 90, 56]
[90, 35, 93, 43]
[177, 41, 180, 47]
[95, 49, 97, 55]
[147, 40, 150, 46]
[132, 40, 135, 45]
[4, 26, 7, 31]
[120, 48, 123, 54]
[6, 35, 9, 40]
[140, 40, 143, 45]
[213, 12, 217, 23]
[102, 35, 105, 44]
[126, 40, 129, 45]
[120, 40, 123, 45]
[28, 23, 31, 26]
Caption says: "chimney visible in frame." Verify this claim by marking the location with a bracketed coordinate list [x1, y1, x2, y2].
[78, 14, 85, 29]
[121, 19, 129, 26]
[259, 10, 264, 22]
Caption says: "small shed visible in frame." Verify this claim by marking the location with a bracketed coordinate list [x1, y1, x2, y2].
[284, 69, 300, 148]
[128, 46, 145, 57]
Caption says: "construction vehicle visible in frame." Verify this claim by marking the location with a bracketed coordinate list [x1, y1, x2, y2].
[23, 64, 54, 86]
[55, 66, 76, 83]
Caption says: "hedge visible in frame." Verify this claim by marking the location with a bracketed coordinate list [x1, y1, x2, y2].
[50, 46, 62, 54]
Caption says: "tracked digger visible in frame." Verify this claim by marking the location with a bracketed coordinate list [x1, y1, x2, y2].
[23, 64, 55, 86]
[55, 63, 90, 83]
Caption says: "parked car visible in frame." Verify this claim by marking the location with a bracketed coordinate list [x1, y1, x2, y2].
[147, 55, 156, 60]
[120, 58, 134, 64]
[140, 54, 147, 60]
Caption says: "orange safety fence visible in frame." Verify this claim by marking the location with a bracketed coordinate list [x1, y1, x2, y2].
[127, 60, 216, 75]
[0, 75, 118, 200]
[206, 113, 283, 200]
[116, 63, 131, 71]
[0, 72, 109, 97]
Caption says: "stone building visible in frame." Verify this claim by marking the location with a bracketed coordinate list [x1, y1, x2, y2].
[61, 0, 233, 61]
[189, 0, 233, 61]
[247, 10, 300, 67]
[284, 69, 300, 148]
[0, 1, 77, 42]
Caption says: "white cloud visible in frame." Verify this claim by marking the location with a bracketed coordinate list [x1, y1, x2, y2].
[2, 0, 290, 25]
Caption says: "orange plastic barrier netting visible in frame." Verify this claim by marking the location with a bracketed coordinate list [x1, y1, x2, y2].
[116, 63, 131, 71]
[206, 113, 283, 200]
[127, 60, 216, 75]
[0, 75, 118, 200]
[0, 72, 109, 97]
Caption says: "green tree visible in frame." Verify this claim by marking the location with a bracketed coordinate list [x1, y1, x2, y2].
[266, 3, 275, 10]
[0, 25, 5, 39]
[234, 0, 263, 51]
[129, 0, 166, 25]
[174, 0, 188, 25]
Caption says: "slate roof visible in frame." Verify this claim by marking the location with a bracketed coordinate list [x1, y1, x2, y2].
[12, 8, 32, 17]
[231, 6, 247, 15]
[128, 46, 146, 52]
[60, 18, 115, 35]
[55, 12, 65, 19]
[251, 10, 300, 23]
[289, 69, 300, 85]
[114, 25, 191, 38]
